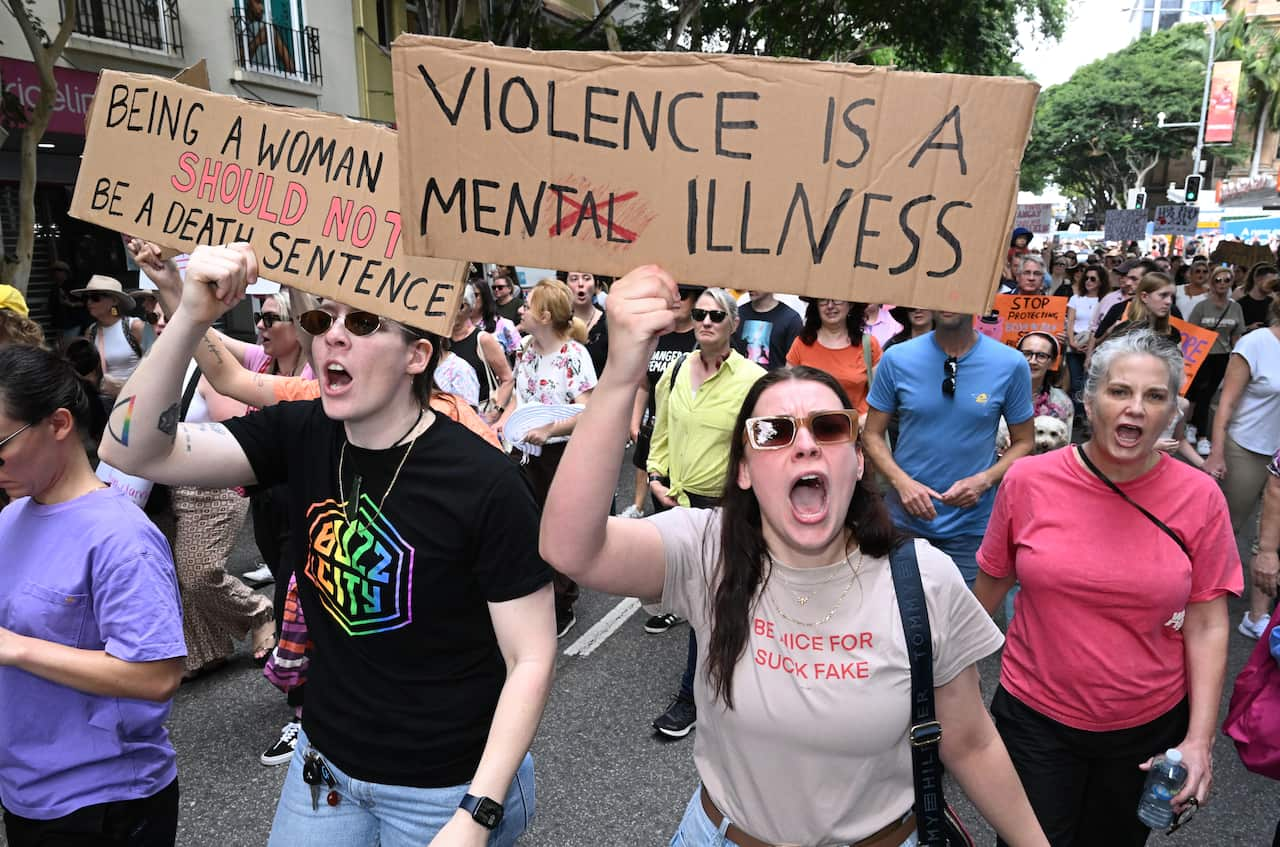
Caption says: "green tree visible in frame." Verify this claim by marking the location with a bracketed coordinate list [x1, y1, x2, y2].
[1, 0, 78, 294]
[1020, 24, 1207, 211]
[566, 0, 1065, 74]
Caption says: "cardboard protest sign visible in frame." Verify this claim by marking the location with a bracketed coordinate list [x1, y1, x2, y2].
[1153, 205, 1198, 238]
[391, 36, 1038, 314]
[1014, 203, 1053, 233]
[1170, 316, 1217, 397]
[1211, 240, 1275, 268]
[973, 294, 1068, 367]
[1104, 209, 1147, 243]
[69, 71, 466, 335]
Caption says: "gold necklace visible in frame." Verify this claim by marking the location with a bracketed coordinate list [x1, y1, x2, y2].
[769, 558, 850, 606]
[338, 408, 424, 529]
[769, 550, 863, 628]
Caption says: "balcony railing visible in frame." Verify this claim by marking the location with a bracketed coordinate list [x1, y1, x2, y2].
[231, 11, 323, 85]
[65, 0, 183, 54]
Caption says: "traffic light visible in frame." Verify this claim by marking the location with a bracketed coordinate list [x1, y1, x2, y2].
[1184, 175, 1202, 204]
[1134, 192, 1146, 209]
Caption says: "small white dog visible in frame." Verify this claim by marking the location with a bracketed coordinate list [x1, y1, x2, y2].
[1033, 415, 1070, 454]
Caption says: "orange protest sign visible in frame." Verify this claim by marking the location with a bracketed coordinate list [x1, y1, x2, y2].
[1170, 316, 1217, 397]
[973, 294, 1068, 368]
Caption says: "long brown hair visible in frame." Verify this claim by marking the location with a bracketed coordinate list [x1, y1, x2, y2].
[1126, 272, 1174, 334]
[708, 366, 901, 709]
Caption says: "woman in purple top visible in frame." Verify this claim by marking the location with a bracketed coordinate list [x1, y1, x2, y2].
[0, 345, 186, 846]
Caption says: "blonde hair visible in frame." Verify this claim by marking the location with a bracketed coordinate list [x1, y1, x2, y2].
[0, 308, 45, 347]
[528, 278, 587, 343]
[1126, 272, 1174, 333]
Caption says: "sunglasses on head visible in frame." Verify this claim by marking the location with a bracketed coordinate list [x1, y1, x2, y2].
[744, 410, 859, 450]
[297, 309, 386, 337]
[691, 308, 728, 323]
[942, 355, 959, 397]
[0, 422, 33, 467]
[254, 312, 292, 328]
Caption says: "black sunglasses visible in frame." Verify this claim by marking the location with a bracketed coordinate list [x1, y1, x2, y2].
[297, 309, 385, 337]
[254, 312, 292, 328]
[942, 355, 959, 397]
[86, 293, 112, 303]
[691, 308, 728, 323]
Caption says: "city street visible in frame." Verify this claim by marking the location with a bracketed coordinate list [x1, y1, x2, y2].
[5, 466, 1279, 847]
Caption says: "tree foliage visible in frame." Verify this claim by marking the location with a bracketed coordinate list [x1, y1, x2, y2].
[603, 0, 1064, 74]
[1020, 24, 1207, 211]
[1217, 10, 1280, 177]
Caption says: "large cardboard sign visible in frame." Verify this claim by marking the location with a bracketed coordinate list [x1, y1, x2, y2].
[1153, 205, 1199, 238]
[1170, 316, 1217, 397]
[1104, 209, 1147, 243]
[1211, 240, 1275, 268]
[391, 36, 1038, 314]
[973, 294, 1068, 368]
[69, 71, 466, 335]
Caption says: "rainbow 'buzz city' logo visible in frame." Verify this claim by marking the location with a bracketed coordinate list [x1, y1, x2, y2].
[304, 497, 415, 636]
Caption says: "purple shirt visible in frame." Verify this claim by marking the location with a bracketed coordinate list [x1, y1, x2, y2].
[0, 486, 185, 819]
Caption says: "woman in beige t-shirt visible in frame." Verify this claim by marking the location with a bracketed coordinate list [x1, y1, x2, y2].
[542, 266, 1048, 847]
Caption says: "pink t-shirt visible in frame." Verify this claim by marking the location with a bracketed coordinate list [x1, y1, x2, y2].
[978, 448, 1242, 731]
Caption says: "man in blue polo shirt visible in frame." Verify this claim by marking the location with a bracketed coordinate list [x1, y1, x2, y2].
[862, 310, 1035, 586]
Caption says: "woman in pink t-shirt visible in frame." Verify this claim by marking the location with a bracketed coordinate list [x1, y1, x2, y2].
[976, 328, 1242, 846]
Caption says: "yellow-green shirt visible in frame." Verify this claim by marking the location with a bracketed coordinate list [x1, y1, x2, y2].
[647, 350, 765, 506]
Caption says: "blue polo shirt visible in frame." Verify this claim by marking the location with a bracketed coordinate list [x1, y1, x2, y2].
[867, 331, 1033, 539]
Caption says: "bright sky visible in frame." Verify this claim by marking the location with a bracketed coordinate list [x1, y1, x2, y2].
[1015, 0, 1135, 88]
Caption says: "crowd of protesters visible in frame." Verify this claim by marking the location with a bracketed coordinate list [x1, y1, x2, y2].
[0, 225, 1277, 847]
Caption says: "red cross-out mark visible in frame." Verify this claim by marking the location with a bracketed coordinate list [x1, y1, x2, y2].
[550, 190, 639, 241]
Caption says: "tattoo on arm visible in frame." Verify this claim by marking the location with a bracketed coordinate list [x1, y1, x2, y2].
[157, 403, 180, 441]
[106, 396, 137, 447]
[203, 336, 224, 365]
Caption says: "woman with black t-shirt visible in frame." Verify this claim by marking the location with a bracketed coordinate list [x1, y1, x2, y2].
[563, 269, 610, 379]
[1239, 263, 1277, 332]
[100, 245, 555, 847]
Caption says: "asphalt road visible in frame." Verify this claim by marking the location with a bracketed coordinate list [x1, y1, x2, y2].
[5, 461, 1279, 846]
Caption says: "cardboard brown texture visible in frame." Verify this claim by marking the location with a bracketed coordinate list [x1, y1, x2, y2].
[391, 36, 1039, 314]
[69, 70, 466, 335]
[1211, 240, 1275, 269]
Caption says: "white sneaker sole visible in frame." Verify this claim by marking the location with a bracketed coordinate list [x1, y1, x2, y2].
[654, 721, 695, 738]
[259, 749, 294, 766]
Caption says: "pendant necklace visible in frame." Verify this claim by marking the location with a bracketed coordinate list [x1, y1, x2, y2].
[769, 549, 864, 628]
[338, 406, 424, 531]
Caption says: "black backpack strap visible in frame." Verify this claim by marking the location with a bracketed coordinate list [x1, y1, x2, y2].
[179, 365, 202, 421]
[889, 540, 947, 846]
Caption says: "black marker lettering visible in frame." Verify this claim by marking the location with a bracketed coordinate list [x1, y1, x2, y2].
[714, 91, 758, 160]
[889, 194, 935, 276]
[928, 200, 972, 278]
[417, 63, 475, 126]
[584, 86, 620, 149]
[909, 105, 967, 176]
[854, 192, 892, 270]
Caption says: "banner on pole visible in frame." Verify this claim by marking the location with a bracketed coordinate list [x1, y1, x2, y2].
[1206, 60, 1241, 145]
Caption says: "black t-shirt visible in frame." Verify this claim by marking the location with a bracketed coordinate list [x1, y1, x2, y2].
[224, 401, 551, 787]
[583, 308, 608, 378]
[1240, 294, 1274, 329]
[1096, 299, 1183, 339]
[734, 300, 803, 370]
[643, 329, 697, 420]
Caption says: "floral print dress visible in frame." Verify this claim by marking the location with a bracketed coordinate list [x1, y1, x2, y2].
[513, 338, 598, 443]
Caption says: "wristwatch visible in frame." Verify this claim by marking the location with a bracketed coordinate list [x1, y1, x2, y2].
[459, 794, 504, 829]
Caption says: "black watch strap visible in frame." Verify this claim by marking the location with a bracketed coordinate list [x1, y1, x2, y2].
[459, 793, 504, 830]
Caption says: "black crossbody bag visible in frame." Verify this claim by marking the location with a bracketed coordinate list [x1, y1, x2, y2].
[1074, 446, 1189, 556]
[889, 541, 976, 847]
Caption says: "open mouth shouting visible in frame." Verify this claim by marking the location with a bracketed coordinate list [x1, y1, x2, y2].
[322, 361, 353, 396]
[789, 472, 829, 524]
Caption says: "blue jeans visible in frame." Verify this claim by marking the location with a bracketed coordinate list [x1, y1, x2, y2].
[918, 533, 984, 589]
[668, 789, 917, 847]
[268, 726, 534, 847]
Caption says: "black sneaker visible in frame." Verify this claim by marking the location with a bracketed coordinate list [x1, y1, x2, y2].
[644, 613, 684, 634]
[556, 610, 577, 639]
[653, 694, 696, 738]
[259, 720, 300, 766]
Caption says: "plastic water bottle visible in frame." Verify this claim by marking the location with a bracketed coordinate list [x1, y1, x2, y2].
[1136, 748, 1188, 829]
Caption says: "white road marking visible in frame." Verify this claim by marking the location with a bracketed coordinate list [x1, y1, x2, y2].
[563, 597, 641, 656]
